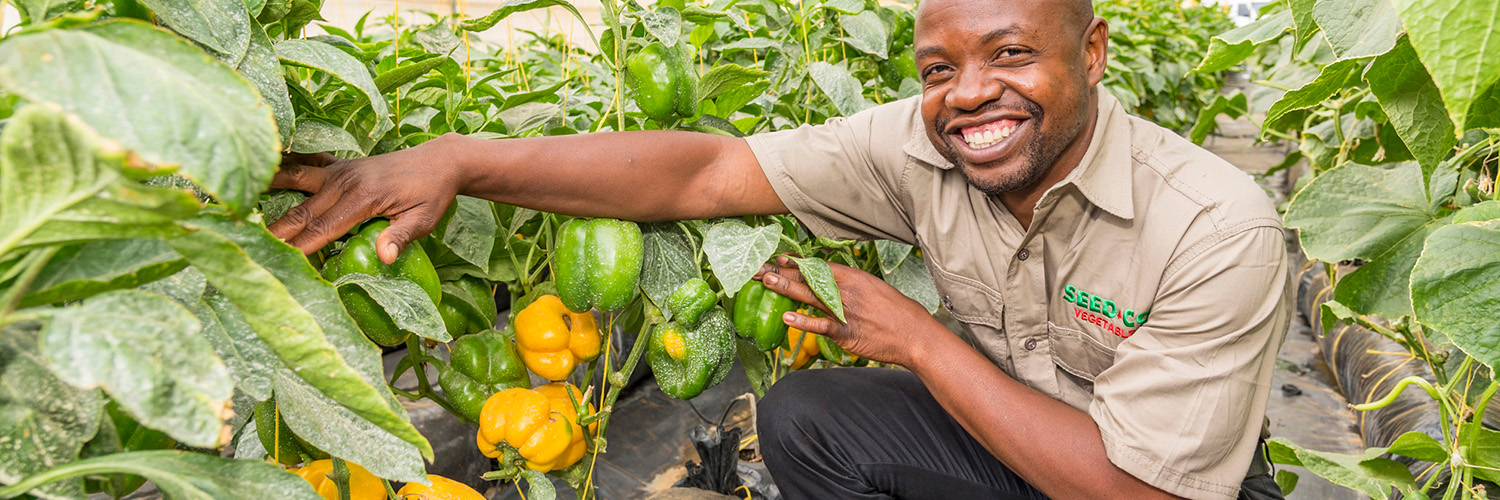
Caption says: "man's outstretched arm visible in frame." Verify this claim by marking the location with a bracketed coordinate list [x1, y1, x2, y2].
[269, 130, 786, 262]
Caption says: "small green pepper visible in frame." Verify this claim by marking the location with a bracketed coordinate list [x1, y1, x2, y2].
[321, 219, 442, 346]
[554, 218, 643, 313]
[732, 280, 798, 351]
[438, 329, 531, 422]
[624, 40, 699, 122]
[439, 276, 497, 339]
[648, 308, 735, 400]
[667, 278, 717, 328]
[254, 395, 329, 467]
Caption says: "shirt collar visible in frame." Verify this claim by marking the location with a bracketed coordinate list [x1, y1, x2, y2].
[902, 89, 1136, 221]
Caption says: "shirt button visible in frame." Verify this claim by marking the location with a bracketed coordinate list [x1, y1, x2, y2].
[1024, 338, 1038, 351]
[941, 295, 953, 310]
[1017, 248, 1030, 261]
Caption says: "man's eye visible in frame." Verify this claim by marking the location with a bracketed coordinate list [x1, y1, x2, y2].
[922, 65, 953, 81]
[997, 47, 1030, 59]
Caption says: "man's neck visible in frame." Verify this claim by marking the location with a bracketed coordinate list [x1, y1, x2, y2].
[996, 91, 1101, 231]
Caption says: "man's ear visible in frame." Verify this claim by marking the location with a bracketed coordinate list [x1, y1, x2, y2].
[1084, 17, 1109, 87]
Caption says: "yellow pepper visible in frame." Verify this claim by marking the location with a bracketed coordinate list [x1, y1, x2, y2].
[515, 295, 602, 380]
[476, 382, 596, 473]
[778, 325, 821, 370]
[396, 474, 485, 499]
[292, 460, 385, 500]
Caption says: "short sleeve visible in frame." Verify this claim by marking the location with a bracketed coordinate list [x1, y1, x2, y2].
[1089, 226, 1291, 500]
[745, 98, 920, 243]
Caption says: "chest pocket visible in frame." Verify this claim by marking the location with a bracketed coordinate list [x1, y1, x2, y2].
[925, 259, 1009, 363]
[1047, 322, 1117, 383]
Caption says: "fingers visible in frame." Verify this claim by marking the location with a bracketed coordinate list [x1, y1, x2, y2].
[375, 205, 443, 264]
[267, 188, 341, 241]
[270, 162, 332, 192]
[784, 311, 843, 337]
[284, 195, 376, 254]
[760, 265, 835, 318]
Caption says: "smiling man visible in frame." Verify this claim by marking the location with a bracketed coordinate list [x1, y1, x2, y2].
[270, 0, 1290, 498]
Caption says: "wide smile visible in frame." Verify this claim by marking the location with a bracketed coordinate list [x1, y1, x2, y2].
[946, 116, 1031, 165]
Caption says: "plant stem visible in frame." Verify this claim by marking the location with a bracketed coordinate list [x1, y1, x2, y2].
[0, 246, 60, 320]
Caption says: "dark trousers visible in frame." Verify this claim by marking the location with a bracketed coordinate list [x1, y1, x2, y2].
[758, 367, 1284, 500]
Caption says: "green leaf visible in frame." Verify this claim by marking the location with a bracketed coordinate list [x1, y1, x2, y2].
[836, 11, 888, 59]
[21, 239, 186, 307]
[1288, 0, 1320, 49]
[0, 20, 281, 218]
[139, 266, 208, 306]
[1411, 219, 1500, 372]
[1266, 438, 1417, 499]
[1365, 37, 1456, 175]
[0, 105, 199, 258]
[704, 220, 779, 298]
[875, 240, 913, 275]
[441, 196, 496, 275]
[1194, 10, 1293, 73]
[809, 61, 872, 117]
[1453, 200, 1500, 223]
[1274, 469, 1300, 496]
[521, 469, 556, 500]
[884, 253, 938, 313]
[12, 0, 84, 23]
[258, 190, 307, 226]
[165, 212, 432, 460]
[1392, 0, 1500, 133]
[1311, 0, 1402, 60]
[735, 338, 770, 397]
[1461, 422, 1500, 483]
[0, 325, 103, 500]
[0, 450, 323, 500]
[821, 0, 863, 14]
[1384, 431, 1447, 462]
[40, 290, 231, 448]
[1189, 92, 1248, 144]
[332, 273, 449, 342]
[1467, 81, 1500, 130]
[194, 292, 277, 400]
[289, 119, 361, 154]
[374, 57, 448, 94]
[697, 64, 769, 102]
[1285, 162, 1447, 317]
[275, 39, 393, 139]
[411, 20, 460, 56]
[272, 371, 427, 483]
[1264, 59, 1364, 130]
[137, 0, 251, 62]
[791, 257, 845, 322]
[463, 0, 591, 37]
[1318, 299, 1359, 334]
[642, 6, 683, 47]
[640, 222, 700, 314]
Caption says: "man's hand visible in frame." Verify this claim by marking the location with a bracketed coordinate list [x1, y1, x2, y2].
[755, 255, 939, 367]
[269, 136, 467, 264]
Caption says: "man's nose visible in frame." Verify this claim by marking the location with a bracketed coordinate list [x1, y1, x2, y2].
[944, 68, 1002, 112]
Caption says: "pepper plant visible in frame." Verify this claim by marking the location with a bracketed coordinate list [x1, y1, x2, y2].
[1196, 0, 1500, 498]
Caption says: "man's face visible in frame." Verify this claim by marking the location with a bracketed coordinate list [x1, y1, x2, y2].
[915, 0, 1106, 197]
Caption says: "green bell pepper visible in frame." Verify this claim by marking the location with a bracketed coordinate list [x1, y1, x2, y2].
[554, 218, 643, 313]
[321, 219, 442, 346]
[648, 308, 735, 400]
[82, 401, 175, 497]
[254, 395, 329, 467]
[817, 334, 865, 366]
[439, 276, 497, 339]
[624, 40, 699, 122]
[732, 280, 798, 351]
[438, 329, 531, 422]
[667, 278, 717, 328]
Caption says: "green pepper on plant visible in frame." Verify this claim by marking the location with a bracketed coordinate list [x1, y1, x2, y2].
[438, 329, 531, 422]
[667, 278, 717, 328]
[732, 279, 799, 351]
[648, 308, 736, 400]
[320, 219, 443, 346]
[624, 40, 700, 123]
[553, 218, 644, 313]
[439, 276, 498, 339]
[254, 395, 329, 467]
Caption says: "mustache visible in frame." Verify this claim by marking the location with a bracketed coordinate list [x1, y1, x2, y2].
[934, 97, 1044, 135]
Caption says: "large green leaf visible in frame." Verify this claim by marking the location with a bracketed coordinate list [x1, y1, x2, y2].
[809, 61, 872, 117]
[374, 57, 448, 94]
[1411, 219, 1500, 371]
[288, 119, 361, 154]
[837, 11, 888, 60]
[331, 273, 449, 342]
[238, 21, 294, 145]
[137, 0, 251, 62]
[1392, 0, 1500, 133]
[642, 6, 683, 47]
[1284, 162, 1448, 317]
[166, 212, 432, 460]
[275, 39, 392, 139]
[39, 290, 231, 448]
[0, 450, 322, 500]
[461, 0, 591, 34]
[1263, 59, 1364, 130]
[884, 252, 938, 313]
[640, 222, 699, 315]
[1195, 10, 1293, 73]
[697, 64, 769, 102]
[21, 239, 186, 307]
[0, 325, 103, 500]
[875, 240, 913, 275]
[1264, 438, 1418, 499]
[194, 292, 278, 400]
[1365, 38, 1457, 175]
[0, 21, 281, 218]
[1311, 0, 1401, 60]
[0, 105, 198, 258]
[704, 220, 779, 298]
[272, 371, 427, 483]
[441, 196, 496, 275]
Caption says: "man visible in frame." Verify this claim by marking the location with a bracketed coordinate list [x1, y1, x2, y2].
[270, 0, 1289, 498]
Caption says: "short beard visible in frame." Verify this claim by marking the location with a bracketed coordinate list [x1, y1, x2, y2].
[937, 96, 1086, 197]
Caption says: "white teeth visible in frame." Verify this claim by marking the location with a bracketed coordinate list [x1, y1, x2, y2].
[962, 123, 1017, 148]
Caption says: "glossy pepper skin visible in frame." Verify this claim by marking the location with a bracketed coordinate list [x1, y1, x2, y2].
[397, 475, 486, 500]
[624, 41, 699, 122]
[293, 459, 385, 500]
[321, 219, 442, 346]
[254, 396, 328, 466]
[83, 401, 175, 497]
[648, 308, 736, 400]
[477, 383, 595, 473]
[515, 295, 603, 380]
[439, 276, 497, 339]
[732, 280, 798, 351]
[666, 278, 716, 328]
[778, 323, 821, 370]
[438, 329, 531, 422]
[554, 218, 643, 313]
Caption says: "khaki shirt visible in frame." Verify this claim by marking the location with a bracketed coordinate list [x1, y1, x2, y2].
[747, 91, 1290, 500]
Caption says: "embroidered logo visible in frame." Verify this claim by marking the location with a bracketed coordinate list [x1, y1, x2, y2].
[1061, 285, 1149, 339]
